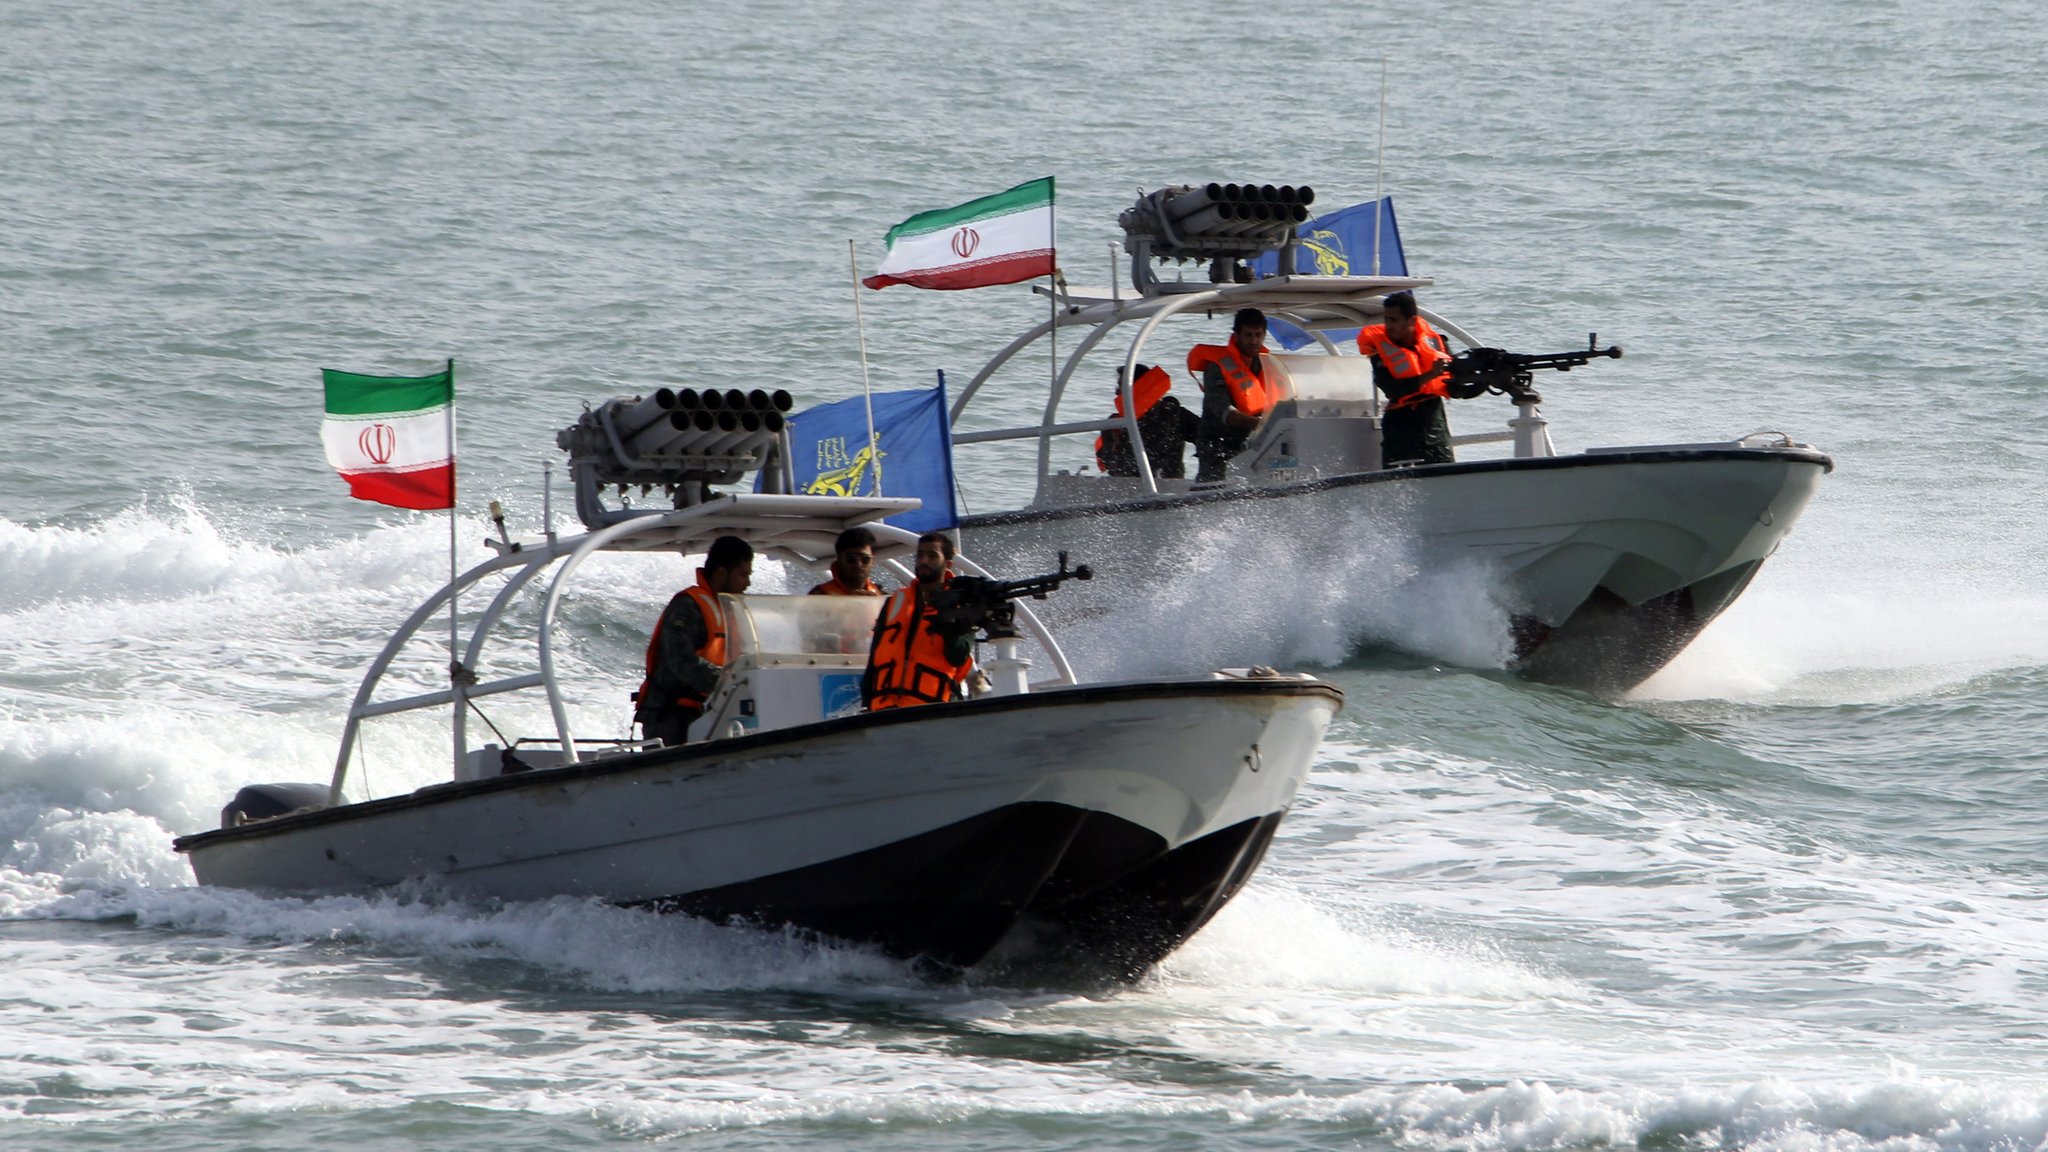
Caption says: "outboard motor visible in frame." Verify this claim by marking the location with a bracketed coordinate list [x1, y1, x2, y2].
[221, 783, 331, 829]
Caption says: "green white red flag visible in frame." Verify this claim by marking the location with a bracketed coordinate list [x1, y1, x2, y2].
[863, 177, 1055, 290]
[320, 362, 456, 510]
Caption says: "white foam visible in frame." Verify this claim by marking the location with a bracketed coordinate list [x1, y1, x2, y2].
[1637, 580, 2048, 704]
[1158, 883, 1578, 1002]
[583, 1069, 2048, 1149]
[0, 498, 254, 612]
[1056, 499, 1516, 679]
[2, 747, 2045, 1149]
[1299, 1077, 2048, 1152]
[3, 506, 2044, 1146]
[1263, 740, 2048, 1061]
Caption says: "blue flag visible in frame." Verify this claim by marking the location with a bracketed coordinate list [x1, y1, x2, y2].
[1250, 197, 1409, 350]
[766, 382, 959, 534]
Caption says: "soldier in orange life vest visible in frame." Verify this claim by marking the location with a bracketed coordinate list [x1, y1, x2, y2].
[1096, 363, 1200, 480]
[635, 534, 753, 746]
[1192, 307, 1276, 482]
[1355, 289, 1481, 467]
[808, 526, 884, 596]
[861, 530, 977, 711]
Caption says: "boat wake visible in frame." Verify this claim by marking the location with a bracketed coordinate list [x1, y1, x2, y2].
[0, 751, 918, 995]
[1156, 883, 1576, 1001]
[1634, 581, 2048, 704]
[1048, 499, 1518, 681]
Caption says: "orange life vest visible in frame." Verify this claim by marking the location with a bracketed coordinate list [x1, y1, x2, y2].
[1356, 320, 1452, 410]
[1188, 342, 1275, 418]
[636, 574, 727, 715]
[809, 575, 882, 596]
[865, 582, 973, 711]
[1094, 365, 1173, 467]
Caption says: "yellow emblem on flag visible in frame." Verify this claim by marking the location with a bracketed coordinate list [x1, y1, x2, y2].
[804, 436, 886, 497]
[1301, 228, 1349, 276]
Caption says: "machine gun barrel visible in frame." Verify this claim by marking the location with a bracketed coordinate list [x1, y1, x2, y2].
[932, 552, 1094, 638]
[1506, 332, 1624, 372]
[1445, 333, 1623, 396]
[969, 557, 1095, 604]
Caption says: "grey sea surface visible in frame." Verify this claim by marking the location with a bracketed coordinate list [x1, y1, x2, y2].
[3, 0, 2047, 1149]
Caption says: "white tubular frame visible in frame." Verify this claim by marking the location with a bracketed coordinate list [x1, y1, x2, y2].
[329, 495, 1075, 802]
[948, 276, 1477, 501]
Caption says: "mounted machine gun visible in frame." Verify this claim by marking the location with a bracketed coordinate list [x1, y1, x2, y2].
[1445, 334, 1624, 402]
[933, 552, 1094, 642]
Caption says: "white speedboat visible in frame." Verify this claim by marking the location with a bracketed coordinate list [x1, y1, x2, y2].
[174, 394, 1341, 983]
[949, 183, 1832, 692]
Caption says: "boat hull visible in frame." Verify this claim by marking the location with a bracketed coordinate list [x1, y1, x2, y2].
[962, 446, 1830, 693]
[176, 677, 1339, 981]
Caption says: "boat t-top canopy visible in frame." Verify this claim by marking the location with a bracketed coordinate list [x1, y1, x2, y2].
[563, 493, 924, 563]
[329, 493, 1077, 803]
[950, 274, 1481, 495]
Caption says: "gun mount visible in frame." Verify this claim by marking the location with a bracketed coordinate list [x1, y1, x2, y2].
[557, 387, 796, 529]
[1121, 182, 1315, 295]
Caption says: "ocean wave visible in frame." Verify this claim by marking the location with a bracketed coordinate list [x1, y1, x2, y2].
[587, 1072, 2048, 1150]
[1635, 585, 2048, 705]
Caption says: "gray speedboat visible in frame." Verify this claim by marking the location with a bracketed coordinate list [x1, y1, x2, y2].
[175, 395, 1340, 983]
[948, 182, 1831, 692]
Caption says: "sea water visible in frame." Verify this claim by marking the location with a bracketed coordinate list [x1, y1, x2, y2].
[3, 0, 2046, 1148]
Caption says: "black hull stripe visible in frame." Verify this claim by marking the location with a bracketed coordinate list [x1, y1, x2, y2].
[961, 447, 1835, 531]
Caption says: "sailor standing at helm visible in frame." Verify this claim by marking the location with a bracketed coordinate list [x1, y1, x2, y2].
[1192, 307, 1276, 482]
[1356, 290, 1459, 466]
[862, 531, 976, 711]
[636, 535, 753, 746]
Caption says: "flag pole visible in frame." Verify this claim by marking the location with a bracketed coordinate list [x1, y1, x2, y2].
[1049, 191, 1059, 396]
[445, 357, 465, 783]
[1374, 56, 1387, 277]
[1047, 191, 1059, 472]
[849, 240, 883, 496]
[1047, 278, 1057, 409]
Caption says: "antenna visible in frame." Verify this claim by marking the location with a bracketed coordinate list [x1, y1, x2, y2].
[1374, 56, 1387, 276]
[848, 239, 883, 496]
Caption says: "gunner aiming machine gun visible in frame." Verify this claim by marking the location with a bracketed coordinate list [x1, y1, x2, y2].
[1444, 333, 1624, 402]
[933, 552, 1094, 641]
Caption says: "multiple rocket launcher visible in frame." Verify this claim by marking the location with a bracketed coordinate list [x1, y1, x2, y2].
[1121, 182, 1316, 251]
[610, 385, 793, 460]
[557, 387, 795, 517]
[1119, 181, 1317, 288]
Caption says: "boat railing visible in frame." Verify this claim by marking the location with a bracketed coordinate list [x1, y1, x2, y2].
[327, 493, 1079, 804]
[332, 539, 575, 804]
[952, 417, 1127, 446]
[948, 275, 1559, 497]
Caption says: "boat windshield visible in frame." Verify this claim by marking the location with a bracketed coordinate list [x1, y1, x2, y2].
[722, 593, 882, 659]
[1263, 353, 1379, 404]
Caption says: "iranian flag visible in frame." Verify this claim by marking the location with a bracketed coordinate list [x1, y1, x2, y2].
[862, 177, 1054, 290]
[320, 362, 456, 510]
